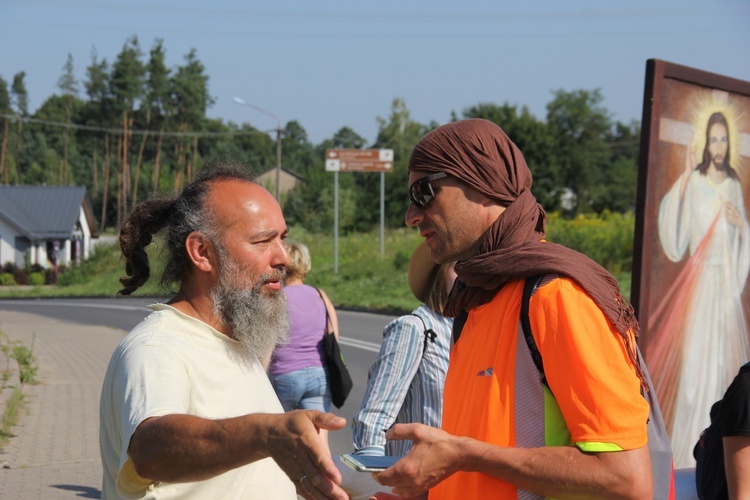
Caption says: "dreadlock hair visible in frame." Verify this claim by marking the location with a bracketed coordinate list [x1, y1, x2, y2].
[118, 160, 257, 295]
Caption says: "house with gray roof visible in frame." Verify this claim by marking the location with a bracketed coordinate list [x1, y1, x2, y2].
[0, 185, 99, 268]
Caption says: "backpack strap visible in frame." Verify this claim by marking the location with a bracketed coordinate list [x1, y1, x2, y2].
[521, 274, 547, 387]
[452, 275, 544, 349]
[408, 313, 436, 357]
[452, 309, 469, 345]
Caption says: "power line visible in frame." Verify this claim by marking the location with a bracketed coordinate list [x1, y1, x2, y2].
[0, 113, 273, 138]
[0, 113, 641, 146]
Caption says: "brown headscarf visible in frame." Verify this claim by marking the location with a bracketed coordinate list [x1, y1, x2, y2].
[409, 119, 643, 380]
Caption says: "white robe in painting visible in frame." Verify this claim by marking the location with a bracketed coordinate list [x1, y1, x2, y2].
[655, 169, 750, 467]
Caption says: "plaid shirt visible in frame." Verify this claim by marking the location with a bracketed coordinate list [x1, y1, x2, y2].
[352, 305, 452, 457]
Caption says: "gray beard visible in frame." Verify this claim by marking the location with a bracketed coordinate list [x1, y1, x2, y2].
[210, 254, 290, 361]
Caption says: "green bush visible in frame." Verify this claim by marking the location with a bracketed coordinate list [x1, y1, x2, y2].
[28, 272, 45, 286]
[546, 211, 634, 274]
[56, 266, 85, 287]
[57, 242, 121, 287]
[0, 274, 16, 286]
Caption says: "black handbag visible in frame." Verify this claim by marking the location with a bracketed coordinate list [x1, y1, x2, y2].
[317, 289, 353, 409]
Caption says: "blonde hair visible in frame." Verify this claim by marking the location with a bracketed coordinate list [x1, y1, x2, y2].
[285, 240, 311, 282]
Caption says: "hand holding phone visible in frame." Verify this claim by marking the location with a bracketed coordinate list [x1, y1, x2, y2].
[340, 453, 402, 472]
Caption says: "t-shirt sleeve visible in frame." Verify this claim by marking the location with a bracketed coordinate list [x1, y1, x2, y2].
[112, 343, 191, 493]
[531, 278, 649, 451]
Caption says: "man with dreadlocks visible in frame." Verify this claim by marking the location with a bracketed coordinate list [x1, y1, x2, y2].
[99, 161, 348, 499]
[374, 119, 658, 499]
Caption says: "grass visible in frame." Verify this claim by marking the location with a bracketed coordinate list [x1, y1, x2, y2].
[0, 330, 36, 451]
[0, 226, 427, 313]
[0, 386, 24, 449]
[13, 341, 37, 385]
[0, 218, 635, 310]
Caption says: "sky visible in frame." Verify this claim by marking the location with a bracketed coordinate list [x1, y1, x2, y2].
[1, 0, 749, 146]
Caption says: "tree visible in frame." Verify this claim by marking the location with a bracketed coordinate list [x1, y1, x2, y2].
[0, 76, 11, 183]
[331, 126, 366, 149]
[24, 94, 74, 185]
[110, 35, 145, 222]
[170, 48, 213, 187]
[593, 119, 640, 213]
[11, 71, 28, 181]
[546, 89, 612, 214]
[363, 98, 429, 229]
[57, 53, 79, 184]
[84, 48, 110, 104]
[281, 120, 315, 177]
[283, 125, 366, 233]
[136, 38, 170, 204]
[144, 39, 170, 119]
[81, 48, 112, 228]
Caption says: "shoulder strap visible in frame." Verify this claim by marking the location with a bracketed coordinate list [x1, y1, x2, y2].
[408, 313, 436, 357]
[521, 275, 547, 387]
[315, 287, 332, 335]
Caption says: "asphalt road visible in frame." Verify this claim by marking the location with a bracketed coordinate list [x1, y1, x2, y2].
[0, 296, 397, 457]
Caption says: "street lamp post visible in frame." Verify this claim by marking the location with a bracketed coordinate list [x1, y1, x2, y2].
[232, 96, 282, 201]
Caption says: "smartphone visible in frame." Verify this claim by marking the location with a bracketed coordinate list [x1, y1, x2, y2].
[339, 454, 402, 472]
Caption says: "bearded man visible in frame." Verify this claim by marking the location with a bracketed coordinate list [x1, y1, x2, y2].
[99, 162, 347, 499]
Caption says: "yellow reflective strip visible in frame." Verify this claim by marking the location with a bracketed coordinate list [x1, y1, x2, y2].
[575, 441, 624, 453]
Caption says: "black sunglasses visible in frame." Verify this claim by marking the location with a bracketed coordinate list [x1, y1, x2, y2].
[409, 172, 448, 208]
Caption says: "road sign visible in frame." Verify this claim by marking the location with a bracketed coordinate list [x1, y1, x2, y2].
[325, 149, 394, 172]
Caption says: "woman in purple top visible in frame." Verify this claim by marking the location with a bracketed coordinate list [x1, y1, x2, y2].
[268, 241, 339, 446]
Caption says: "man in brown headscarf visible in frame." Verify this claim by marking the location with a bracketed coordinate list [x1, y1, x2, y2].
[374, 119, 657, 499]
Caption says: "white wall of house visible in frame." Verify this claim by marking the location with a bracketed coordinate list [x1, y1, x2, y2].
[78, 206, 93, 260]
[62, 239, 72, 266]
[0, 218, 16, 267]
[33, 242, 49, 267]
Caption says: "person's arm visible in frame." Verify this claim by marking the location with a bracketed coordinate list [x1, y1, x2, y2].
[129, 410, 348, 498]
[374, 423, 652, 499]
[318, 288, 340, 341]
[724, 435, 750, 500]
[352, 316, 424, 455]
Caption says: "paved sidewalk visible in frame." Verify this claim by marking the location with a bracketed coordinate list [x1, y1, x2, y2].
[0, 310, 126, 499]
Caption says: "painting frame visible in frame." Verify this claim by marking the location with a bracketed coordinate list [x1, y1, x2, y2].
[632, 58, 750, 343]
[632, 58, 750, 466]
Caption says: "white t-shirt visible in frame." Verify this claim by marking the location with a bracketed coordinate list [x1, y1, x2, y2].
[99, 304, 296, 499]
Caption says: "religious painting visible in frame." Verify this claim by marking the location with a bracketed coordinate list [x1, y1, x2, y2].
[632, 59, 750, 468]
